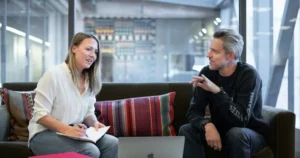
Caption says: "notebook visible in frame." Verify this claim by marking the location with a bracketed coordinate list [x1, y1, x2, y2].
[56, 126, 110, 143]
[118, 136, 185, 158]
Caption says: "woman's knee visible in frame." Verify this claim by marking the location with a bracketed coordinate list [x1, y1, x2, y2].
[80, 143, 100, 158]
[98, 134, 118, 152]
[108, 135, 118, 150]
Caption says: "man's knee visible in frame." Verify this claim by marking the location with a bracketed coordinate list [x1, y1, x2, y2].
[225, 127, 249, 145]
[179, 124, 201, 138]
[179, 124, 193, 136]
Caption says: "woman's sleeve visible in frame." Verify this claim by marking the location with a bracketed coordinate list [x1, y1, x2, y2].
[31, 71, 57, 122]
[84, 96, 96, 119]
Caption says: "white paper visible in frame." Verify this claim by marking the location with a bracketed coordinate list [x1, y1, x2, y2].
[57, 126, 110, 143]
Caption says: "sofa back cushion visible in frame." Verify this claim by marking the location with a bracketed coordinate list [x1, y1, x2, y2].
[0, 88, 35, 141]
[96, 83, 193, 134]
[94, 92, 176, 137]
[2, 82, 195, 135]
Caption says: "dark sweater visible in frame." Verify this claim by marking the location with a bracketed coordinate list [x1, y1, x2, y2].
[187, 62, 269, 140]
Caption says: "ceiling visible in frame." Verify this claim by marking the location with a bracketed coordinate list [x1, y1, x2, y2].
[0, 0, 68, 17]
[81, 0, 230, 8]
[79, 0, 231, 18]
[0, 0, 230, 17]
[146, 0, 229, 8]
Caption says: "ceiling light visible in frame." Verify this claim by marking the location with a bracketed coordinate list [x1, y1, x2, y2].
[0, 23, 50, 46]
[289, 18, 297, 22]
[231, 17, 238, 22]
[213, 20, 218, 25]
[253, 7, 271, 12]
[216, 18, 221, 23]
[198, 32, 203, 36]
[256, 32, 273, 36]
[280, 26, 291, 30]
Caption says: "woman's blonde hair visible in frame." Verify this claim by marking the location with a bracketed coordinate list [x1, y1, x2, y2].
[65, 32, 102, 94]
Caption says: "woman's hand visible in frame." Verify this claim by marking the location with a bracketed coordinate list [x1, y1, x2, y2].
[93, 121, 106, 131]
[64, 124, 87, 137]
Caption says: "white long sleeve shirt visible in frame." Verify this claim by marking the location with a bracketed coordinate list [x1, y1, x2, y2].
[28, 62, 96, 145]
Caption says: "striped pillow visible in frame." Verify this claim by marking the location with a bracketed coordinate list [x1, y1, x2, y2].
[94, 92, 176, 137]
[0, 88, 35, 141]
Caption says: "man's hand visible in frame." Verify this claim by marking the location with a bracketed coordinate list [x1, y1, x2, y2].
[204, 123, 222, 151]
[190, 74, 220, 94]
[93, 121, 106, 131]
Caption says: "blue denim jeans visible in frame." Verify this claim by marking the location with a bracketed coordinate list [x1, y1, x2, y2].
[30, 129, 118, 158]
[178, 123, 266, 158]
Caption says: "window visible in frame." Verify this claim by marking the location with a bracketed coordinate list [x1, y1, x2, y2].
[246, 0, 300, 128]
[76, 0, 238, 83]
[0, 0, 68, 84]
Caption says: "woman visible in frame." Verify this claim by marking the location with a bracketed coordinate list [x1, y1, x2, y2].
[28, 32, 118, 158]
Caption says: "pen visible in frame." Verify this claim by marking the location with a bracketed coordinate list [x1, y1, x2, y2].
[69, 124, 88, 137]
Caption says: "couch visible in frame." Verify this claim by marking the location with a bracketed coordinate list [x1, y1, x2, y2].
[0, 82, 296, 158]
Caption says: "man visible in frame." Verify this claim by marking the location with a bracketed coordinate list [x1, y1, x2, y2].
[179, 29, 269, 158]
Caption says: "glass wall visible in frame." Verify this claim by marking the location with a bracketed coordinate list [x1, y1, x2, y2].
[0, 0, 68, 84]
[76, 0, 238, 82]
[1, 0, 239, 84]
[246, 0, 300, 128]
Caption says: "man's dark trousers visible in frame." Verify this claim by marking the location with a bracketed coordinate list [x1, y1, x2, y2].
[178, 123, 266, 158]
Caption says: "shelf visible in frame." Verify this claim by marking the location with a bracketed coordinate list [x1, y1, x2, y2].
[84, 17, 157, 82]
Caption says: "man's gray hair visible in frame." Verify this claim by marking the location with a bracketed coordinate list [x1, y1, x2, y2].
[213, 29, 244, 60]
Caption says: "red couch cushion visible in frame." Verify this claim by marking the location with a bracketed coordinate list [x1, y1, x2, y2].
[94, 92, 176, 137]
[0, 88, 35, 141]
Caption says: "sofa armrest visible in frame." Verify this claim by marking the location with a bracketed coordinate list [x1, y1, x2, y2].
[0, 106, 10, 141]
[262, 105, 295, 158]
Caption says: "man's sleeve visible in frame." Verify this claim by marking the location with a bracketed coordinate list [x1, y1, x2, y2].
[187, 87, 210, 131]
[214, 69, 261, 127]
[186, 68, 210, 131]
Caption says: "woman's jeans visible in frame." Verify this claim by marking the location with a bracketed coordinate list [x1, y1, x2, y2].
[30, 129, 118, 158]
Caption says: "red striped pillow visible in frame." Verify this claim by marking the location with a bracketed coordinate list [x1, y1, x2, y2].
[0, 88, 35, 141]
[94, 92, 176, 137]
